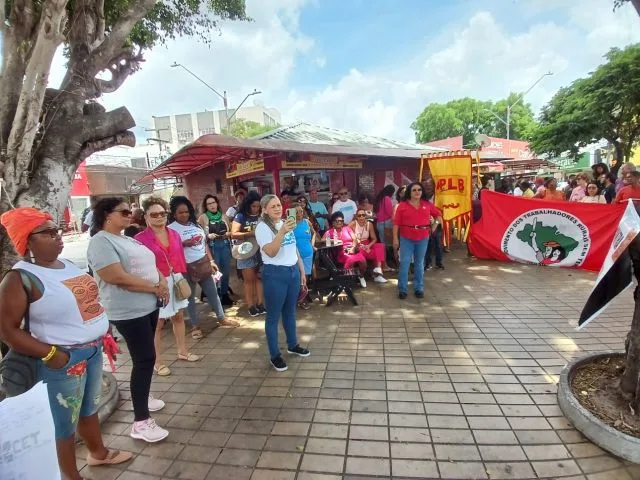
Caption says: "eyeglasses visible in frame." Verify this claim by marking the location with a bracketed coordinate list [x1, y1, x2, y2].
[114, 209, 133, 217]
[206, 201, 217, 206]
[31, 228, 62, 239]
[339, 192, 348, 196]
[149, 211, 168, 219]
[356, 213, 366, 218]
[334, 219, 344, 223]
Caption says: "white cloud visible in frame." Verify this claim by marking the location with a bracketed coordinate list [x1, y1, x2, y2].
[47, 0, 640, 148]
[281, 2, 640, 142]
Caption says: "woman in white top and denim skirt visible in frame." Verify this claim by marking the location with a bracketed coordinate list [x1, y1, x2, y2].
[255, 195, 311, 372]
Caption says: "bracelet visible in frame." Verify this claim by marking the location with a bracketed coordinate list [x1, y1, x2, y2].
[42, 345, 57, 362]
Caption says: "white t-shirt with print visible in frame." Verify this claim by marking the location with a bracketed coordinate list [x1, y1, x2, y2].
[332, 199, 357, 223]
[168, 221, 206, 263]
[255, 221, 298, 267]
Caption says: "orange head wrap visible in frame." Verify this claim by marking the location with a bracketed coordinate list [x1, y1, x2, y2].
[0, 207, 54, 256]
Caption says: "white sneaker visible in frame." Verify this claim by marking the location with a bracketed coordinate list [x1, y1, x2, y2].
[359, 277, 367, 288]
[148, 395, 165, 412]
[130, 418, 169, 443]
[373, 267, 383, 275]
[374, 276, 388, 283]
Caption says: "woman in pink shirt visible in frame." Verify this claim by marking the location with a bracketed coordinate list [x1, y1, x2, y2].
[569, 173, 589, 202]
[322, 212, 368, 288]
[136, 196, 200, 377]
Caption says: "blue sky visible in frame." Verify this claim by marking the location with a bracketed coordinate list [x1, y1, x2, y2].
[47, 0, 640, 148]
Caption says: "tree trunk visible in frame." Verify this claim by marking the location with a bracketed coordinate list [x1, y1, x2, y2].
[610, 141, 626, 177]
[621, 230, 640, 410]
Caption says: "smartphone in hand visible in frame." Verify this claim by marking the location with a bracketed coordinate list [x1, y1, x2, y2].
[286, 208, 297, 224]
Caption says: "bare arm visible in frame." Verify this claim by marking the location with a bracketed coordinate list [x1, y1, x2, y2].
[262, 229, 288, 258]
[231, 220, 254, 240]
[369, 222, 378, 246]
[297, 250, 306, 285]
[0, 272, 51, 358]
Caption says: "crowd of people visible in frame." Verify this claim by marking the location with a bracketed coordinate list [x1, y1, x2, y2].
[3, 160, 639, 478]
[477, 161, 640, 205]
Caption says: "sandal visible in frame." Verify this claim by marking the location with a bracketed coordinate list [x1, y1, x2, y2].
[178, 352, 201, 362]
[218, 318, 240, 327]
[153, 364, 171, 376]
[191, 327, 204, 340]
[87, 449, 133, 466]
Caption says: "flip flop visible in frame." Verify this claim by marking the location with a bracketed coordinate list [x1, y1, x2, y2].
[87, 449, 133, 466]
[177, 352, 201, 362]
[154, 364, 171, 376]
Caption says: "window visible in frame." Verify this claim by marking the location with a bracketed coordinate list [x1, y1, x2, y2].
[199, 128, 216, 136]
[177, 130, 194, 144]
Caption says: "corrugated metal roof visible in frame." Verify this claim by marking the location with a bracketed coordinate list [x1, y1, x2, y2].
[253, 122, 443, 151]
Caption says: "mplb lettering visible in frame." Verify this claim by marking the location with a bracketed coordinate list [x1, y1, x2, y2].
[436, 177, 465, 193]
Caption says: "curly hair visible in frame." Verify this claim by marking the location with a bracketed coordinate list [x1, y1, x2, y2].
[259, 194, 280, 235]
[201, 194, 222, 215]
[142, 195, 169, 213]
[169, 195, 198, 224]
[238, 191, 262, 216]
[91, 197, 126, 236]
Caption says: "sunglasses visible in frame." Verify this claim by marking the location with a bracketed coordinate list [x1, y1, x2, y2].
[356, 213, 366, 218]
[114, 209, 133, 217]
[31, 228, 62, 239]
[334, 219, 344, 223]
[149, 211, 168, 219]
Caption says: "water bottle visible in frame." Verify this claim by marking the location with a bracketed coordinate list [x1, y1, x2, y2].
[325, 235, 331, 247]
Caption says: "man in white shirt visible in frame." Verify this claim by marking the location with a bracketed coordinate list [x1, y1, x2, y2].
[513, 179, 523, 197]
[331, 187, 357, 224]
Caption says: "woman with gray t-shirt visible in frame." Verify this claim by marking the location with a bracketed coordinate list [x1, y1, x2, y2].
[87, 197, 170, 444]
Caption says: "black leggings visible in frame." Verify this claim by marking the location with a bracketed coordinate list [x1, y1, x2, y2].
[112, 310, 158, 422]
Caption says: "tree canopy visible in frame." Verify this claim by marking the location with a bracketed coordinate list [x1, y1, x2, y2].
[410, 95, 537, 146]
[529, 44, 640, 168]
[0, 0, 248, 216]
[222, 119, 278, 138]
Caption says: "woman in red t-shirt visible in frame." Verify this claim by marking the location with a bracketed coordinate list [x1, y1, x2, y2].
[392, 182, 442, 300]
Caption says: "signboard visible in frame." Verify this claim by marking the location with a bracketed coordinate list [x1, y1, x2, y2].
[70, 161, 90, 196]
[281, 153, 363, 170]
[226, 151, 265, 179]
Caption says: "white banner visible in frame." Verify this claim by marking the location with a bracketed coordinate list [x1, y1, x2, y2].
[0, 382, 61, 479]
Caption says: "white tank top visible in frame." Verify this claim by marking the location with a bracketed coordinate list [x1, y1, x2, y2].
[14, 259, 109, 346]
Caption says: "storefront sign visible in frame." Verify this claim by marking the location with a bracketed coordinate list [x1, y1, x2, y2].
[226, 151, 265, 179]
[282, 154, 363, 170]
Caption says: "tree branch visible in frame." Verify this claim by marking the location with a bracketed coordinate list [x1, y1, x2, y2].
[77, 106, 135, 142]
[4, 0, 68, 198]
[89, 0, 157, 75]
[95, 47, 144, 94]
[79, 131, 135, 160]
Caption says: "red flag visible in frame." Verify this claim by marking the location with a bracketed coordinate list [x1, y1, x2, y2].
[469, 191, 626, 272]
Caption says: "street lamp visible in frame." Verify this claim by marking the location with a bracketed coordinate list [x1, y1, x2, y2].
[171, 62, 262, 133]
[484, 71, 553, 141]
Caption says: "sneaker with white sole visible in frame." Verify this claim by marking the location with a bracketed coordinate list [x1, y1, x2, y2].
[148, 395, 165, 412]
[374, 276, 387, 283]
[287, 345, 311, 357]
[270, 356, 288, 372]
[373, 267, 383, 275]
[359, 277, 367, 288]
[130, 418, 169, 443]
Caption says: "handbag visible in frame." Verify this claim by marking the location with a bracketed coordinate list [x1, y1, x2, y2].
[160, 249, 192, 301]
[0, 269, 38, 397]
[187, 256, 213, 283]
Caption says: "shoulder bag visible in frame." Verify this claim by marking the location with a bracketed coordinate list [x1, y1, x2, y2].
[0, 269, 38, 397]
[160, 249, 192, 301]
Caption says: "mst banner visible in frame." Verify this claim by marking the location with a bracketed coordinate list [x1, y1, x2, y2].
[424, 153, 473, 246]
[469, 191, 627, 272]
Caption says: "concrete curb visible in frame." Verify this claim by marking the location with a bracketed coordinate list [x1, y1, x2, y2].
[558, 350, 640, 463]
[97, 371, 119, 424]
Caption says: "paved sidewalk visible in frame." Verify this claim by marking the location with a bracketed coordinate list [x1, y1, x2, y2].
[79, 248, 639, 479]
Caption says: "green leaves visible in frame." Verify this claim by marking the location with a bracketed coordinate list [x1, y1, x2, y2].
[530, 43, 640, 164]
[222, 119, 277, 138]
[411, 96, 536, 146]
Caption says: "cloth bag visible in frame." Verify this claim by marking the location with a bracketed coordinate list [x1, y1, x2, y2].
[160, 250, 192, 301]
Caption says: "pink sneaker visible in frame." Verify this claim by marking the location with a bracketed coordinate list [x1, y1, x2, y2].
[130, 418, 168, 443]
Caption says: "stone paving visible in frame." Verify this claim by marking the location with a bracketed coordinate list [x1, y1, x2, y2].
[78, 247, 640, 479]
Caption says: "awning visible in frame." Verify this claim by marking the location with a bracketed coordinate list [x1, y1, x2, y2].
[138, 134, 433, 183]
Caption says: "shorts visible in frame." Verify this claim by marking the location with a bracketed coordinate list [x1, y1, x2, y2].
[37, 342, 104, 439]
[159, 275, 189, 319]
[301, 254, 313, 276]
[237, 252, 261, 270]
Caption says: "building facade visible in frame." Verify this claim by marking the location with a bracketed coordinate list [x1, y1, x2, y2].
[151, 105, 281, 151]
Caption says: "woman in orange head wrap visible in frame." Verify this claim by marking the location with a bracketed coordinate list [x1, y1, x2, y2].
[0, 207, 132, 479]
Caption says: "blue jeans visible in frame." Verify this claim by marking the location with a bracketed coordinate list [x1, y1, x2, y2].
[187, 274, 225, 326]
[262, 264, 300, 359]
[37, 343, 103, 439]
[376, 219, 392, 246]
[398, 236, 429, 294]
[211, 240, 232, 296]
[425, 226, 444, 267]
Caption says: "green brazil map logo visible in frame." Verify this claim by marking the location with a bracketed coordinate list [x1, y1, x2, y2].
[502, 209, 590, 267]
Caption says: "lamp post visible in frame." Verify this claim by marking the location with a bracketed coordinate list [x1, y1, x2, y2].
[483, 71, 553, 141]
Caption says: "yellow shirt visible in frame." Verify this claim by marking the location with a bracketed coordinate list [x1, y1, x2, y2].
[522, 189, 534, 198]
